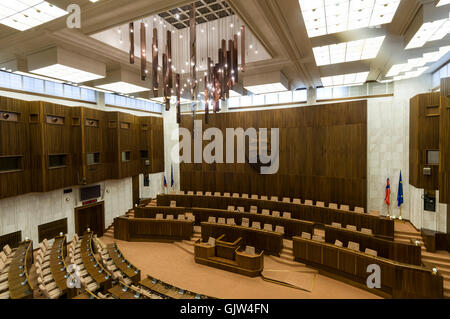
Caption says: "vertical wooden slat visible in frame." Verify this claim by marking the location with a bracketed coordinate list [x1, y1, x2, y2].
[163, 52, 169, 111]
[129, 22, 135, 64]
[176, 73, 181, 124]
[241, 25, 245, 72]
[233, 34, 238, 85]
[152, 28, 159, 97]
[167, 30, 173, 91]
[205, 75, 209, 124]
[140, 22, 147, 81]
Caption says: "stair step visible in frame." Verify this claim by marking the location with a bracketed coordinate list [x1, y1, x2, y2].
[279, 253, 293, 261]
[394, 234, 423, 241]
[422, 252, 450, 264]
[422, 258, 450, 269]
[394, 230, 421, 237]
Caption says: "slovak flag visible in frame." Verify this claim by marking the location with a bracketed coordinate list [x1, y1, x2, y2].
[385, 178, 391, 206]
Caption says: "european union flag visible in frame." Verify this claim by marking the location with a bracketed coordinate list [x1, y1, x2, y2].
[171, 165, 174, 188]
[397, 171, 403, 207]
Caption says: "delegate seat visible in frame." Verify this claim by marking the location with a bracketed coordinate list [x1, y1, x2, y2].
[250, 206, 258, 214]
[237, 207, 245, 213]
[354, 207, 365, 213]
[260, 196, 268, 200]
[340, 204, 350, 211]
[282, 197, 290, 203]
[166, 215, 174, 220]
[208, 217, 217, 223]
[272, 211, 280, 217]
[196, 191, 203, 196]
[334, 240, 343, 247]
[262, 209, 270, 216]
[205, 192, 212, 196]
[365, 248, 378, 256]
[304, 200, 313, 206]
[177, 190, 185, 195]
[232, 193, 240, 198]
[228, 206, 235, 212]
[226, 218, 236, 225]
[292, 198, 301, 204]
[252, 222, 261, 230]
[263, 224, 273, 231]
[361, 228, 373, 235]
[170, 201, 177, 207]
[156, 214, 164, 220]
[242, 194, 249, 198]
[282, 212, 291, 219]
[331, 222, 342, 228]
[244, 246, 256, 255]
[217, 218, 226, 224]
[275, 226, 285, 235]
[329, 203, 338, 209]
[224, 193, 231, 197]
[316, 201, 325, 207]
[347, 241, 360, 252]
[187, 191, 194, 195]
[251, 195, 258, 199]
[177, 215, 186, 221]
[301, 232, 312, 240]
[214, 192, 221, 196]
[270, 196, 278, 201]
[241, 218, 250, 227]
[312, 235, 325, 242]
[346, 225, 357, 231]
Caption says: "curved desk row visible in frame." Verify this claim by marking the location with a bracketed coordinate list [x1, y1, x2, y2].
[8, 240, 34, 299]
[201, 222, 283, 256]
[292, 236, 443, 298]
[139, 276, 211, 299]
[114, 217, 194, 242]
[156, 194, 394, 239]
[107, 243, 141, 283]
[49, 235, 76, 297]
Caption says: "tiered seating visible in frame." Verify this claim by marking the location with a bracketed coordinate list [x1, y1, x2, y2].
[0, 244, 15, 299]
[36, 237, 65, 299]
[139, 275, 211, 299]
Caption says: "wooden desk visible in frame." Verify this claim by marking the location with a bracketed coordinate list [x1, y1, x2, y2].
[139, 277, 208, 299]
[201, 222, 283, 256]
[49, 235, 77, 298]
[114, 217, 193, 242]
[80, 232, 112, 290]
[8, 240, 34, 299]
[157, 194, 394, 239]
[135, 206, 186, 218]
[107, 243, 141, 283]
[292, 236, 444, 298]
[216, 235, 242, 260]
[324, 225, 422, 265]
[108, 284, 143, 299]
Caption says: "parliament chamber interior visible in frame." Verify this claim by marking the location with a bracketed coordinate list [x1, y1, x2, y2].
[0, 0, 450, 304]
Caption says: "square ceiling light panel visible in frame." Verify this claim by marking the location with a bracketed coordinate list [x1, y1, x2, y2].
[28, 47, 106, 83]
[321, 71, 369, 87]
[96, 81, 150, 94]
[313, 36, 385, 66]
[405, 18, 450, 49]
[436, 0, 450, 7]
[94, 68, 151, 94]
[0, 1, 68, 31]
[244, 71, 289, 94]
[299, 0, 401, 38]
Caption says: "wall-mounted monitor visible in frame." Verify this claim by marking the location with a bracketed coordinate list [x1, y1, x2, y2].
[80, 185, 101, 202]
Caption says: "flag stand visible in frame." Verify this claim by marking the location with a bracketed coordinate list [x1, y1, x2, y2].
[399, 206, 403, 221]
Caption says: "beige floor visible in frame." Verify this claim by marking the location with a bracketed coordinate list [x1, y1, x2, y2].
[100, 236, 381, 299]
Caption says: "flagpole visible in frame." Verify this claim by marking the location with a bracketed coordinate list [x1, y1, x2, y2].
[399, 206, 402, 221]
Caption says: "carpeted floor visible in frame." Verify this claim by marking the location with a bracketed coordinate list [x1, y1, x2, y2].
[99, 235, 381, 299]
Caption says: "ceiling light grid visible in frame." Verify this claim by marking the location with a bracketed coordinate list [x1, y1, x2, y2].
[437, 0, 450, 7]
[0, 1, 68, 31]
[405, 17, 450, 49]
[30, 64, 105, 83]
[320, 71, 369, 87]
[386, 45, 450, 78]
[313, 36, 385, 66]
[299, 0, 401, 38]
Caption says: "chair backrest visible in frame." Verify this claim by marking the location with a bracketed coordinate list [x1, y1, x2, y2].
[3, 244, 12, 256]
[347, 241, 360, 251]
[260, 196, 268, 200]
[304, 200, 313, 206]
[187, 191, 194, 195]
[205, 192, 212, 196]
[340, 204, 350, 211]
[228, 206, 235, 212]
[242, 194, 249, 198]
[354, 207, 365, 213]
[169, 190, 176, 195]
[369, 210, 380, 216]
[177, 190, 185, 195]
[361, 228, 373, 235]
[196, 191, 203, 195]
[270, 196, 278, 201]
[312, 235, 325, 242]
[282, 197, 290, 203]
[166, 215, 174, 220]
[237, 206, 245, 212]
[208, 217, 216, 223]
[301, 232, 311, 240]
[155, 214, 163, 220]
[272, 211, 280, 217]
[177, 215, 186, 221]
[346, 224, 357, 231]
[251, 222, 261, 229]
[365, 248, 378, 256]
[0, 259, 5, 272]
[217, 218, 226, 224]
[263, 224, 273, 231]
[334, 240, 343, 247]
[223, 192, 231, 197]
[170, 201, 176, 207]
[241, 218, 250, 227]
[232, 193, 240, 198]
[226, 218, 235, 225]
[245, 246, 256, 255]
[214, 192, 221, 196]
[328, 203, 338, 209]
[251, 195, 258, 199]
[207, 237, 216, 246]
[316, 201, 325, 207]
[282, 212, 291, 219]
[262, 209, 270, 216]
[275, 226, 285, 234]
[292, 198, 301, 204]
[331, 222, 342, 228]
[250, 206, 258, 214]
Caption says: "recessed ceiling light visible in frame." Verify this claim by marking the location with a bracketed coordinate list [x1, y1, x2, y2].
[313, 36, 385, 66]
[321, 71, 369, 87]
[299, 0, 401, 37]
[436, 0, 450, 7]
[30, 64, 105, 83]
[0, 1, 68, 31]
[96, 81, 149, 94]
[405, 18, 450, 49]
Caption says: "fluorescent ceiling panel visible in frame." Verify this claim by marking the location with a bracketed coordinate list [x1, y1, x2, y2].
[437, 0, 450, 7]
[405, 18, 450, 49]
[245, 83, 288, 95]
[229, 89, 242, 97]
[321, 71, 369, 87]
[299, 0, 401, 38]
[313, 36, 385, 66]
[30, 64, 104, 83]
[96, 81, 150, 94]
[386, 45, 450, 77]
[150, 96, 191, 104]
[0, 1, 68, 31]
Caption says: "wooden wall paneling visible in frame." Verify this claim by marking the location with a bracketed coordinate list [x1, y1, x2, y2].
[70, 107, 83, 185]
[439, 78, 450, 204]
[118, 112, 140, 179]
[139, 117, 153, 175]
[151, 117, 164, 173]
[180, 100, 367, 208]
[106, 112, 120, 179]
[0, 97, 32, 199]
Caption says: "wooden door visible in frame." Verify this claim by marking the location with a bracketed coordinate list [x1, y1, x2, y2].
[75, 202, 105, 236]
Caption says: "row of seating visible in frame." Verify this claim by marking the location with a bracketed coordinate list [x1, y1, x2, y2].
[300, 232, 378, 256]
[0, 245, 16, 299]
[203, 236, 258, 256]
[155, 212, 195, 222]
[68, 234, 100, 292]
[206, 216, 285, 234]
[331, 222, 373, 235]
[173, 190, 371, 214]
[36, 238, 63, 299]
